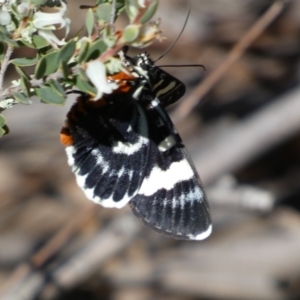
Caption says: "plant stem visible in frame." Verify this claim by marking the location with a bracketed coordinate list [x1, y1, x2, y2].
[0, 45, 13, 91]
[110, 0, 116, 26]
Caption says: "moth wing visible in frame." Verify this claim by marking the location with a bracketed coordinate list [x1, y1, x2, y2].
[152, 67, 186, 107]
[129, 98, 212, 240]
[63, 96, 150, 208]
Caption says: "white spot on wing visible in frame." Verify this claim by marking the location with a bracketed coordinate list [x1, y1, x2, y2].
[139, 159, 194, 197]
[65, 146, 75, 167]
[155, 81, 176, 98]
[151, 99, 160, 107]
[188, 224, 212, 240]
[117, 166, 125, 177]
[132, 85, 144, 100]
[186, 186, 203, 203]
[112, 105, 149, 155]
[92, 149, 109, 174]
[158, 135, 176, 152]
[153, 79, 164, 90]
[74, 172, 89, 198]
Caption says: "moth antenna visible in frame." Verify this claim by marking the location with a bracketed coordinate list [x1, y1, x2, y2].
[154, 4, 191, 63]
[67, 90, 86, 95]
[157, 64, 206, 71]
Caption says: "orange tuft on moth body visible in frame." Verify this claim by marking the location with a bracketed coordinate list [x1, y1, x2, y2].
[108, 71, 136, 93]
[60, 127, 73, 146]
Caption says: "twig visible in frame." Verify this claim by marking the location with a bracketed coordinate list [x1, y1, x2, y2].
[31, 204, 98, 267]
[52, 213, 140, 291]
[1, 213, 140, 300]
[0, 203, 98, 298]
[0, 43, 125, 103]
[206, 176, 275, 212]
[188, 85, 300, 185]
[172, 0, 288, 123]
[0, 45, 13, 90]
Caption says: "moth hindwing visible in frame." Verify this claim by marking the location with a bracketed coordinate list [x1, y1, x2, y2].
[61, 51, 212, 240]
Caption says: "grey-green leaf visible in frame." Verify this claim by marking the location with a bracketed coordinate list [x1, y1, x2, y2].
[123, 24, 140, 42]
[60, 60, 70, 79]
[20, 77, 31, 97]
[35, 51, 58, 79]
[0, 127, 6, 138]
[77, 40, 90, 63]
[30, 0, 48, 6]
[57, 40, 76, 64]
[84, 39, 107, 62]
[125, 0, 139, 22]
[0, 42, 4, 61]
[49, 80, 65, 97]
[12, 92, 30, 105]
[0, 34, 19, 48]
[35, 86, 66, 105]
[85, 8, 95, 36]
[0, 114, 6, 127]
[11, 57, 39, 66]
[20, 35, 49, 49]
[75, 76, 97, 96]
[96, 3, 113, 23]
[14, 65, 30, 81]
[140, 0, 158, 24]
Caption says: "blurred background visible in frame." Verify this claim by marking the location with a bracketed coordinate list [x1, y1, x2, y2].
[1, 0, 300, 299]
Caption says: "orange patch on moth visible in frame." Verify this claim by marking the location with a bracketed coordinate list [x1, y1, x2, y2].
[60, 127, 73, 146]
[117, 82, 132, 93]
[109, 72, 136, 82]
[108, 71, 136, 93]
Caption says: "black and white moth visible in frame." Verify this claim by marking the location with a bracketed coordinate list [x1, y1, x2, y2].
[61, 51, 212, 240]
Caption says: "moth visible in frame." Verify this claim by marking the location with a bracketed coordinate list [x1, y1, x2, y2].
[60, 50, 212, 240]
